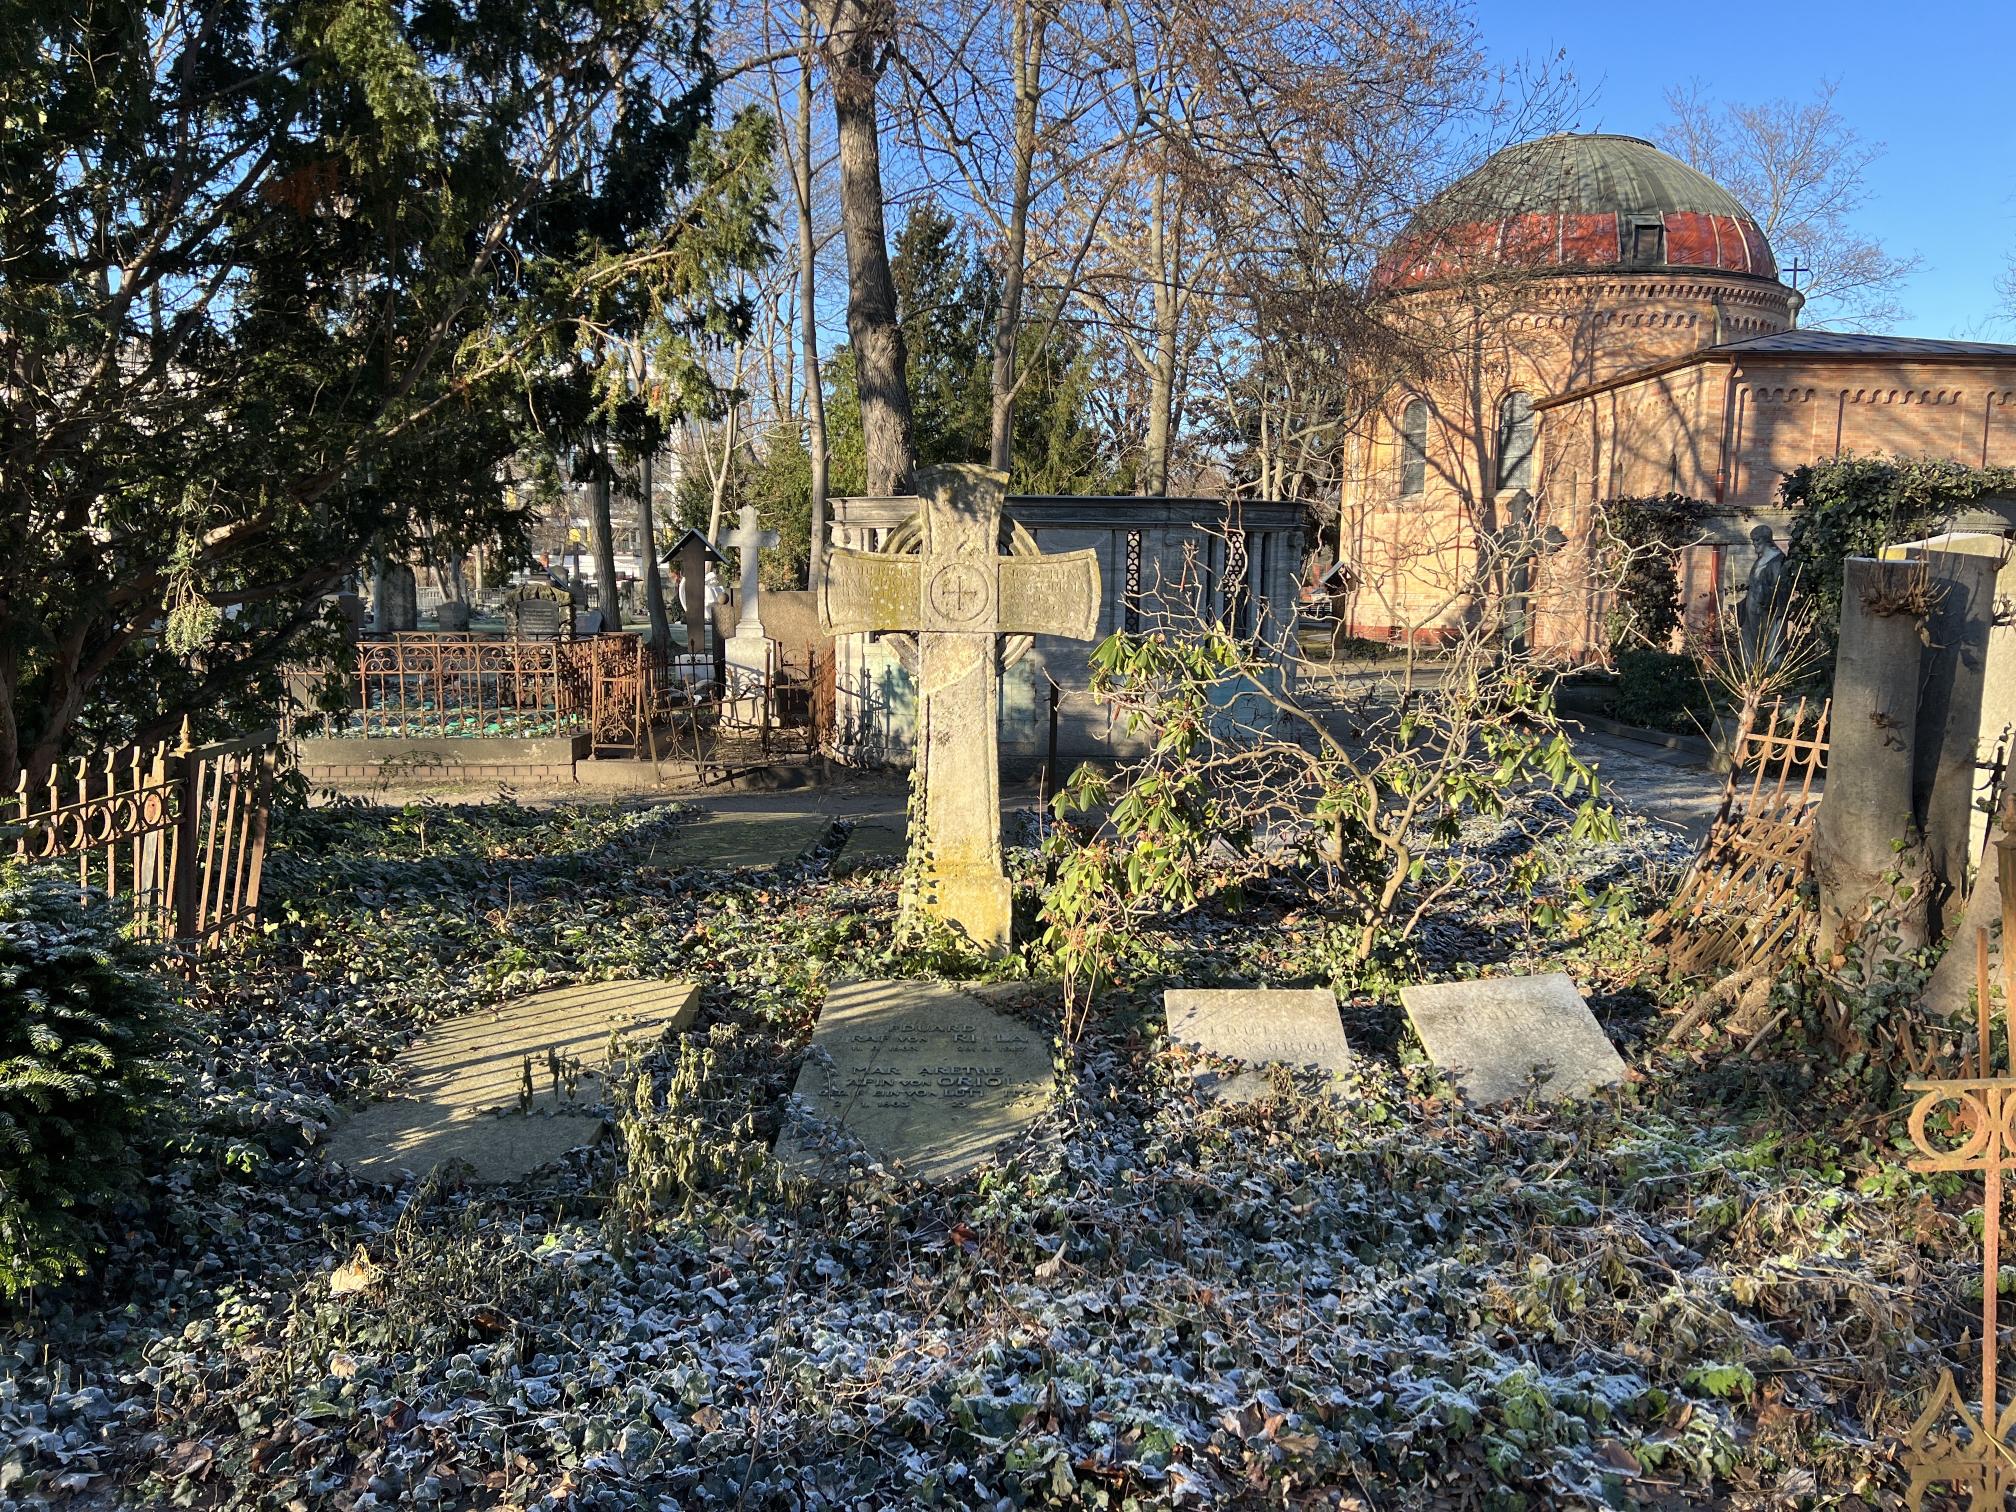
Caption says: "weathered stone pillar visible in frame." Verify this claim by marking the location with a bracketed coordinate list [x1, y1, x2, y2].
[377, 564, 418, 633]
[1813, 557, 1931, 955]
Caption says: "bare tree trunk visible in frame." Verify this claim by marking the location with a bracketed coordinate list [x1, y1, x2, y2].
[1141, 169, 1177, 496]
[706, 394, 740, 546]
[588, 444, 623, 631]
[798, 5, 832, 588]
[638, 447, 671, 648]
[988, 1, 1047, 474]
[629, 343, 672, 648]
[819, 0, 913, 497]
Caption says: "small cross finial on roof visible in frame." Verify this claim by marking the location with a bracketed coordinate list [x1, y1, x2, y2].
[1784, 258, 1812, 292]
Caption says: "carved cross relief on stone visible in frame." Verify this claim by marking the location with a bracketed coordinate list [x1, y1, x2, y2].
[818, 464, 1101, 951]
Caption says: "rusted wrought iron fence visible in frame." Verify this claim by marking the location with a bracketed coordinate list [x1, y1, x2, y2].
[302, 633, 661, 746]
[295, 632, 825, 759]
[4, 723, 279, 952]
[1651, 696, 1831, 979]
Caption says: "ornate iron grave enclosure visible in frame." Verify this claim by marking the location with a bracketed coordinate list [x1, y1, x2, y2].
[1902, 835, 2016, 1507]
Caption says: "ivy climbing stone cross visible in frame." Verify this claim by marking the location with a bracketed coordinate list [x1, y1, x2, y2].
[819, 464, 1101, 951]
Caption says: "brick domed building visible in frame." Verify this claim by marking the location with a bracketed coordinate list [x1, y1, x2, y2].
[1339, 132, 2016, 651]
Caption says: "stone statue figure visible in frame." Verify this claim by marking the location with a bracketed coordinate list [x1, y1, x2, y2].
[1738, 524, 1793, 668]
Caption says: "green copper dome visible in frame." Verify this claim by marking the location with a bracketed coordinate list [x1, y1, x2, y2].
[1378, 133, 1779, 288]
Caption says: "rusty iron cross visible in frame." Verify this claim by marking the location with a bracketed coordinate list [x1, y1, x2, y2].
[818, 464, 1100, 951]
[1902, 835, 2016, 1508]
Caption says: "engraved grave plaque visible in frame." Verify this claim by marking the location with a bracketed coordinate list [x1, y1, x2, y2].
[1163, 988, 1352, 1103]
[780, 979, 1055, 1182]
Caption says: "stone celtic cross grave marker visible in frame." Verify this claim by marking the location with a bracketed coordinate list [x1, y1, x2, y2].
[819, 464, 1100, 950]
[779, 979, 1055, 1182]
[1163, 987, 1352, 1103]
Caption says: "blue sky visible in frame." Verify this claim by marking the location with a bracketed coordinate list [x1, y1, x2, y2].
[1471, 0, 2016, 336]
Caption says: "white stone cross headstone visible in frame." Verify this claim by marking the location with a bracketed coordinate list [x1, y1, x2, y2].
[819, 464, 1100, 951]
[723, 503, 780, 639]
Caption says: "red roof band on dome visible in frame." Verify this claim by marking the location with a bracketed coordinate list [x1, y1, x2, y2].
[1375, 133, 1780, 291]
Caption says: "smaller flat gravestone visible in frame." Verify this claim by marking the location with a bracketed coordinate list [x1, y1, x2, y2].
[646, 810, 833, 870]
[1163, 988, 1351, 1103]
[832, 813, 906, 875]
[779, 979, 1054, 1182]
[1399, 972, 1627, 1105]
[325, 980, 699, 1183]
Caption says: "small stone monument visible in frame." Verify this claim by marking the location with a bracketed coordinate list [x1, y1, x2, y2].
[819, 464, 1100, 951]
[330, 590, 366, 641]
[722, 504, 780, 723]
[325, 980, 699, 1183]
[504, 582, 573, 639]
[778, 979, 1055, 1182]
[1162, 987, 1352, 1103]
[1399, 973, 1627, 1105]
[376, 564, 418, 633]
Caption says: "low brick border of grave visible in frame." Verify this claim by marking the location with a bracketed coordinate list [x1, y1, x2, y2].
[295, 732, 591, 785]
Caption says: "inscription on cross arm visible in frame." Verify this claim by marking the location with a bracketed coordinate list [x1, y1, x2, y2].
[818, 464, 1101, 950]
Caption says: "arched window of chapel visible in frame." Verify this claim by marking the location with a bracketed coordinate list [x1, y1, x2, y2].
[1397, 398, 1428, 496]
[1496, 392, 1534, 492]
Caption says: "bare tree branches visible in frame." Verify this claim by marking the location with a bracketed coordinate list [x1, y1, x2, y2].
[1658, 80, 1918, 332]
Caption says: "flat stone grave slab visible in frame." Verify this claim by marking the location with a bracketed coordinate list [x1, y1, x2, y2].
[1163, 988, 1352, 1102]
[832, 813, 907, 874]
[779, 979, 1055, 1182]
[646, 810, 831, 870]
[1399, 972, 1627, 1105]
[324, 979, 699, 1183]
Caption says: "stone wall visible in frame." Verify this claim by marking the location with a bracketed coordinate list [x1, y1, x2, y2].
[296, 733, 590, 787]
[1538, 353, 2016, 636]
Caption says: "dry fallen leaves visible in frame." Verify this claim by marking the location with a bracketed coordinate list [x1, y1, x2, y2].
[328, 1246, 384, 1297]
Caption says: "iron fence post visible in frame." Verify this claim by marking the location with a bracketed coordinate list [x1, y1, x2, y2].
[172, 717, 199, 942]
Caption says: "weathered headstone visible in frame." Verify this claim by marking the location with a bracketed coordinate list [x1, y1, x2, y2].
[377, 564, 418, 633]
[723, 504, 781, 724]
[665, 528, 725, 670]
[1399, 973, 1627, 1105]
[1162, 988, 1351, 1102]
[779, 979, 1054, 1181]
[1814, 556, 1932, 954]
[331, 590, 367, 641]
[324, 979, 699, 1183]
[819, 464, 1100, 950]
[504, 582, 573, 639]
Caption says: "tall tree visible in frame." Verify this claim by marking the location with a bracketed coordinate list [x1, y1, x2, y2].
[894, 1, 1142, 480]
[793, 6, 833, 586]
[0, 0, 773, 782]
[815, 0, 914, 495]
[1658, 80, 1919, 331]
[890, 206, 994, 467]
